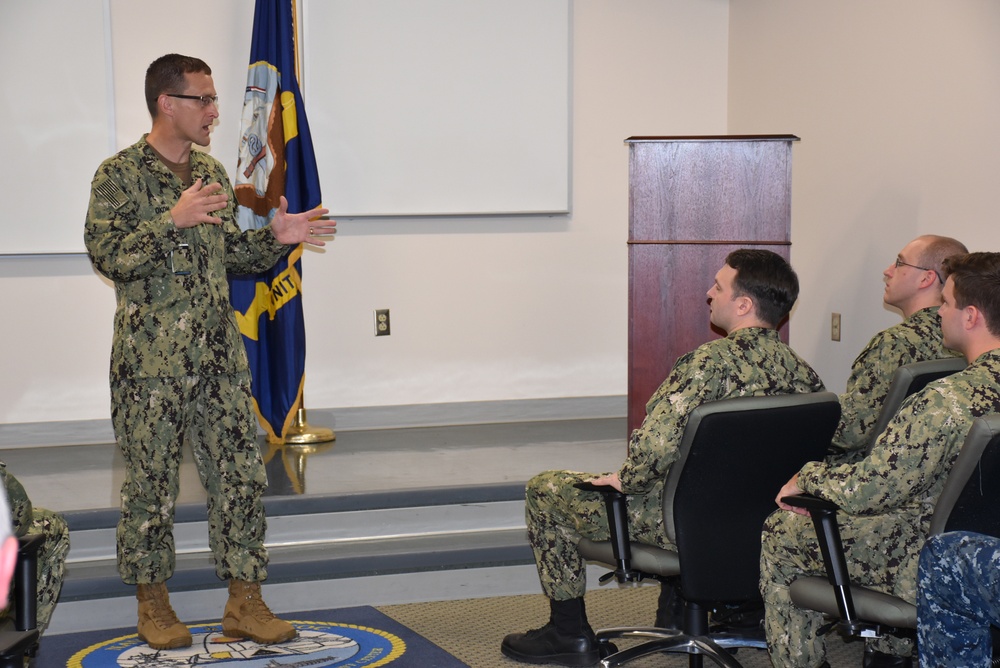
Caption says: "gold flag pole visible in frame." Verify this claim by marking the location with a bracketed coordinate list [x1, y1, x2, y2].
[285, 398, 335, 445]
[283, 3, 333, 448]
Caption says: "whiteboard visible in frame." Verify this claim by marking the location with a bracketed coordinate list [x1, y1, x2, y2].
[0, 0, 113, 255]
[302, 0, 570, 217]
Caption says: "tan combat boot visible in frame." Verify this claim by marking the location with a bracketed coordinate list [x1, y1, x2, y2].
[222, 579, 297, 644]
[136, 583, 193, 649]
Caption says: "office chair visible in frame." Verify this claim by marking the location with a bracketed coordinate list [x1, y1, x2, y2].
[0, 533, 44, 668]
[784, 414, 1000, 663]
[576, 391, 841, 668]
[865, 358, 967, 454]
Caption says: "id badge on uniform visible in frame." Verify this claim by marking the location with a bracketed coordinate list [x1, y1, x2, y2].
[171, 243, 192, 276]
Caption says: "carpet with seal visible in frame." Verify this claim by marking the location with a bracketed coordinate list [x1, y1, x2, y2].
[41, 605, 468, 668]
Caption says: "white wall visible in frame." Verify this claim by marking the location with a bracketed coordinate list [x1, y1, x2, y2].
[0, 0, 730, 424]
[728, 1, 1000, 392]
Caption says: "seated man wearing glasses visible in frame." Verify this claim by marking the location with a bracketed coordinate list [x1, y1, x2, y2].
[762, 252, 1000, 668]
[828, 235, 968, 468]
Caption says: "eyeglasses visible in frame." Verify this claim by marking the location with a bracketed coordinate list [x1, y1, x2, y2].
[895, 257, 944, 284]
[166, 93, 219, 108]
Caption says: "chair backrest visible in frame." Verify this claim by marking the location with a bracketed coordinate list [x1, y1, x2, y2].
[663, 391, 841, 603]
[930, 414, 1000, 538]
[865, 357, 967, 455]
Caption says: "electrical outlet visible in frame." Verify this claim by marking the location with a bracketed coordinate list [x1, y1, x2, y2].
[375, 309, 391, 336]
[831, 312, 841, 342]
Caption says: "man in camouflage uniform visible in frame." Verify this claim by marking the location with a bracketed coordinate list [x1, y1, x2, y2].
[829, 235, 967, 466]
[84, 54, 334, 650]
[0, 485, 17, 610]
[501, 249, 825, 667]
[761, 252, 1000, 668]
[0, 463, 69, 634]
[917, 531, 1000, 668]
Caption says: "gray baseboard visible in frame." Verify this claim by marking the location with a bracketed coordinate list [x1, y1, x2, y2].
[0, 395, 626, 449]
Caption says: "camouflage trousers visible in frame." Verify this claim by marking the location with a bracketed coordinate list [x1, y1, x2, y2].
[760, 508, 921, 667]
[1, 508, 69, 633]
[918, 531, 1000, 667]
[525, 470, 670, 601]
[111, 373, 269, 585]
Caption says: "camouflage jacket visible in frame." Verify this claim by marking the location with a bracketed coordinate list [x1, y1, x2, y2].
[0, 462, 32, 537]
[620, 327, 825, 494]
[799, 348, 1000, 530]
[84, 136, 287, 381]
[833, 307, 960, 455]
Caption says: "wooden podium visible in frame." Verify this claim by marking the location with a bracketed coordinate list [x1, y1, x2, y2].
[627, 135, 800, 434]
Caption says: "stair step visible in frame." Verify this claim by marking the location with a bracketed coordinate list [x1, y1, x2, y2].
[62, 528, 532, 601]
[60, 483, 533, 602]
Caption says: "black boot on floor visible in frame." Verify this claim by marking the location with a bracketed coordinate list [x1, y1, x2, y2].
[653, 577, 684, 629]
[500, 597, 600, 666]
[862, 647, 915, 668]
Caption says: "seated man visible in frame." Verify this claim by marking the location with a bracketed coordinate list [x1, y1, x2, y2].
[761, 252, 1000, 668]
[0, 462, 69, 634]
[830, 235, 967, 465]
[0, 488, 17, 608]
[501, 249, 825, 667]
[918, 531, 1000, 668]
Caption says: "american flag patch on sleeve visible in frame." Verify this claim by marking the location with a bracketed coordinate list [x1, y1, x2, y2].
[94, 178, 128, 209]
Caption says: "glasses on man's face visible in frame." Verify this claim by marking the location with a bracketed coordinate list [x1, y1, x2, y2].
[895, 257, 944, 284]
[166, 93, 219, 108]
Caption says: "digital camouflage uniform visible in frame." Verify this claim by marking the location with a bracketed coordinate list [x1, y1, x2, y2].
[526, 327, 824, 600]
[84, 136, 288, 586]
[760, 349, 1000, 668]
[0, 463, 69, 632]
[829, 307, 960, 465]
[918, 531, 1000, 668]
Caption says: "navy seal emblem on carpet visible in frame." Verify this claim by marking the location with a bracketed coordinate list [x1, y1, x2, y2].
[67, 621, 405, 667]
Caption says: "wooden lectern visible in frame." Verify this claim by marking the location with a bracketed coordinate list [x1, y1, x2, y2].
[627, 135, 799, 435]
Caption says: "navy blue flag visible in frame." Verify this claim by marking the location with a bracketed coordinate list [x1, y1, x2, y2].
[229, 0, 322, 443]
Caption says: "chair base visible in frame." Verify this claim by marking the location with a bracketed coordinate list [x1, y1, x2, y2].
[596, 626, 765, 668]
[0, 629, 40, 668]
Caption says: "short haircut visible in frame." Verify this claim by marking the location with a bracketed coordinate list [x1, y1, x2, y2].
[725, 248, 799, 327]
[941, 252, 1000, 337]
[917, 235, 969, 279]
[145, 54, 212, 118]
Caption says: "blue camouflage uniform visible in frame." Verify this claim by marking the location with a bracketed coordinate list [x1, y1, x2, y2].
[918, 531, 1000, 668]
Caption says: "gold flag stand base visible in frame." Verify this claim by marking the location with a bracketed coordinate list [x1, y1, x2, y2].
[284, 408, 336, 445]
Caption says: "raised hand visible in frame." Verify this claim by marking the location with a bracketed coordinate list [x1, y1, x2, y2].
[170, 178, 228, 229]
[270, 196, 336, 247]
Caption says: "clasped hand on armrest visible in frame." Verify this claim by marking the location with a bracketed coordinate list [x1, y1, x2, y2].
[780, 493, 839, 516]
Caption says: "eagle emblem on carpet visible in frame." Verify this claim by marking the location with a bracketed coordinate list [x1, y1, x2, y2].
[68, 621, 406, 667]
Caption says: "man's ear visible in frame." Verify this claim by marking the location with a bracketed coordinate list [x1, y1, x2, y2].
[157, 94, 175, 118]
[965, 304, 982, 331]
[736, 295, 754, 317]
[918, 270, 939, 290]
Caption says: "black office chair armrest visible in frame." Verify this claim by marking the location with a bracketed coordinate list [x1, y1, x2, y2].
[15, 534, 45, 632]
[781, 493, 859, 625]
[0, 533, 45, 667]
[574, 482, 644, 585]
[782, 493, 838, 514]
